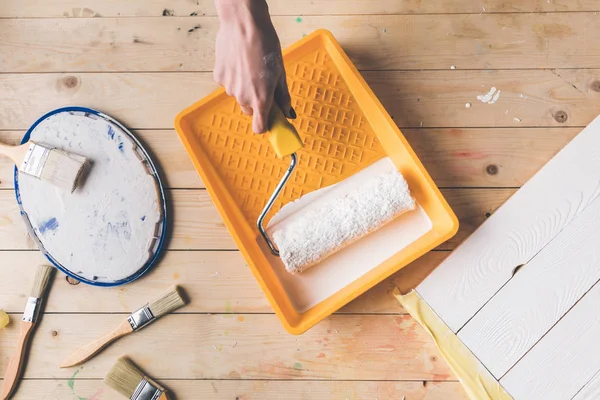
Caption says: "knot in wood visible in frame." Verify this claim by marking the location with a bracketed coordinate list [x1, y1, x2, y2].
[591, 80, 600, 92]
[63, 76, 79, 89]
[486, 164, 499, 175]
[553, 110, 568, 123]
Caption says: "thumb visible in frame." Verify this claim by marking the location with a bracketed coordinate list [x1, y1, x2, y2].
[274, 71, 295, 119]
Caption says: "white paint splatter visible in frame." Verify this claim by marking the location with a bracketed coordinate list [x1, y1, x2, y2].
[514, 117, 522, 122]
[465, 103, 471, 108]
[450, 65, 456, 70]
[477, 87, 501, 104]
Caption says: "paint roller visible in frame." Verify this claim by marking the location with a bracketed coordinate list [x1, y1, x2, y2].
[259, 107, 415, 274]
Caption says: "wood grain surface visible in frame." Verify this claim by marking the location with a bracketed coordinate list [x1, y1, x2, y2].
[0, 380, 468, 400]
[1, 1, 598, 399]
[0, 188, 515, 250]
[3, 14, 600, 72]
[458, 195, 600, 378]
[501, 280, 600, 400]
[0, 314, 453, 380]
[0, 70, 599, 131]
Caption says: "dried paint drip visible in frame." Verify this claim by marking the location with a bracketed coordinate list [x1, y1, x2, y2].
[477, 87, 501, 104]
[18, 111, 161, 283]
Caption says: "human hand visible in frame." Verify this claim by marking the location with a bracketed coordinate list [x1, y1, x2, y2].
[214, 0, 295, 133]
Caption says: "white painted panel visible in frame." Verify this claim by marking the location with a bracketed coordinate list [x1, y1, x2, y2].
[573, 370, 600, 400]
[501, 281, 600, 400]
[417, 115, 600, 332]
[458, 195, 600, 378]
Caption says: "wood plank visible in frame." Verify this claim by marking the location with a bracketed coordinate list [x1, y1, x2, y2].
[1, 379, 467, 400]
[0, 314, 454, 380]
[0, 250, 448, 314]
[6, 0, 600, 17]
[573, 371, 600, 400]
[501, 280, 600, 400]
[0, 70, 597, 131]
[417, 115, 600, 332]
[4, 14, 600, 72]
[0, 128, 579, 189]
[0, 188, 514, 250]
[458, 195, 600, 378]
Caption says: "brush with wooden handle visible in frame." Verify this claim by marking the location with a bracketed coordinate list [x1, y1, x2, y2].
[105, 357, 171, 400]
[1, 265, 54, 400]
[61, 286, 186, 368]
[0, 140, 88, 192]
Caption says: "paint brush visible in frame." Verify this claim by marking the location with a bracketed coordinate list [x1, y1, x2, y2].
[0, 140, 88, 192]
[61, 286, 186, 368]
[1, 265, 54, 400]
[104, 357, 171, 400]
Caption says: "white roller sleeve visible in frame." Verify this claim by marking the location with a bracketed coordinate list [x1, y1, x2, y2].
[269, 159, 415, 273]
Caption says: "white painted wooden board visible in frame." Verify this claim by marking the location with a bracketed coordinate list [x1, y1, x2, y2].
[417, 115, 600, 332]
[573, 371, 600, 400]
[457, 194, 600, 378]
[500, 280, 600, 400]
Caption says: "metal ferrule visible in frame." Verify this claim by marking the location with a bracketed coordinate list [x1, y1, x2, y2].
[131, 378, 164, 400]
[20, 142, 51, 178]
[127, 304, 155, 331]
[22, 297, 41, 323]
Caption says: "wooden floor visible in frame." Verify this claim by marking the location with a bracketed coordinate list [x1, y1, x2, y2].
[2, 1, 600, 399]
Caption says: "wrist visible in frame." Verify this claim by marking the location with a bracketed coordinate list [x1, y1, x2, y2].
[215, 0, 269, 24]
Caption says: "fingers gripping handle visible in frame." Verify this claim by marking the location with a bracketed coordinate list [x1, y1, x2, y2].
[267, 105, 303, 158]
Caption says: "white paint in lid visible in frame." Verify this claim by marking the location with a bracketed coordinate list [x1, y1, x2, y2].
[18, 111, 162, 283]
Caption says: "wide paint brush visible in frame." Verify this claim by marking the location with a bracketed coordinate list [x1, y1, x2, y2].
[0, 140, 88, 192]
[1, 265, 55, 400]
[105, 357, 171, 400]
[61, 286, 186, 368]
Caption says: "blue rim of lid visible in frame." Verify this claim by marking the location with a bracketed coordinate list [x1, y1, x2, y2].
[14, 106, 168, 287]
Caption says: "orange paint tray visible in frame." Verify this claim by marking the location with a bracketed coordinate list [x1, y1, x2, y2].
[174, 30, 458, 334]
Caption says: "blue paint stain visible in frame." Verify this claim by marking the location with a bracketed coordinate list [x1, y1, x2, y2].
[118, 141, 124, 151]
[107, 125, 116, 140]
[141, 215, 146, 221]
[39, 218, 59, 234]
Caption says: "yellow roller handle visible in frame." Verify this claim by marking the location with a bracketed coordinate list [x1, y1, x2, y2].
[267, 105, 303, 158]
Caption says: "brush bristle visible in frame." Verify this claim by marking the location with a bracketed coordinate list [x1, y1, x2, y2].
[30, 265, 54, 298]
[104, 357, 146, 398]
[148, 286, 185, 319]
[40, 149, 88, 192]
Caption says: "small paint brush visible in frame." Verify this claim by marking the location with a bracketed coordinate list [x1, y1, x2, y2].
[105, 357, 171, 400]
[1, 265, 55, 400]
[61, 286, 186, 368]
[0, 140, 88, 192]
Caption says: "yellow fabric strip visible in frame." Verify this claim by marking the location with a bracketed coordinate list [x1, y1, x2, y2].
[394, 289, 513, 400]
[0, 310, 9, 329]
